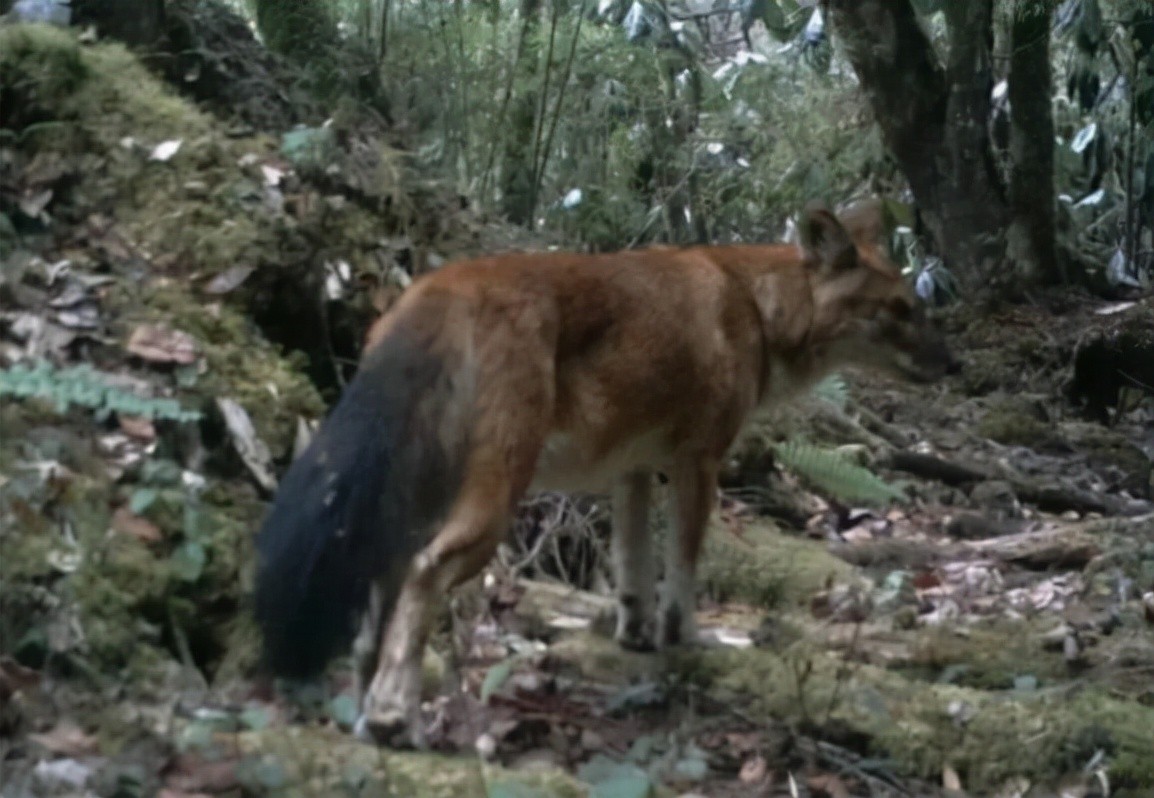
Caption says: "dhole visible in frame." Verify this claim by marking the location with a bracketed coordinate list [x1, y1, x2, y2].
[254, 199, 958, 746]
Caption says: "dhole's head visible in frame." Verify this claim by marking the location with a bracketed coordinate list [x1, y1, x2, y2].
[798, 200, 960, 383]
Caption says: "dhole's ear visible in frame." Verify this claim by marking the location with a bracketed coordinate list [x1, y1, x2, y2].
[798, 202, 857, 274]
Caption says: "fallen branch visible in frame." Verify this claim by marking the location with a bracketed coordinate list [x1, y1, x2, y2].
[963, 524, 1100, 569]
[885, 450, 987, 486]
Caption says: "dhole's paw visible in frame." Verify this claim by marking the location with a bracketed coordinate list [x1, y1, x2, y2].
[614, 596, 656, 652]
[614, 623, 656, 652]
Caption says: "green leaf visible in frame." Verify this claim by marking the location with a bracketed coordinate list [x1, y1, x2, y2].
[182, 502, 205, 541]
[480, 657, 515, 704]
[240, 705, 271, 731]
[129, 487, 158, 515]
[329, 694, 359, 729]
[170, 541, 207, 582]
[672, 755, 708, 781]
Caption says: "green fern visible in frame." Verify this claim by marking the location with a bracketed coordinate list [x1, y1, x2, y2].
[0, 359, 201, 423]
[812, 373, 849, 410]
[774, 439, 905, 506]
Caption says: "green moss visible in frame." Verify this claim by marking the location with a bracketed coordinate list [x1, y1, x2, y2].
[899, 621, 1068, 690]
[702, 644, 1154, 792]
[976, 398, 1055, 448]
[225, 725, 588, 797]
[698, 520, 853, 609]
[117, 282, 325, 458]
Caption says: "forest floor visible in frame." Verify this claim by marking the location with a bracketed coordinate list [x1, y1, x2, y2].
[2, 19, 1154, 798]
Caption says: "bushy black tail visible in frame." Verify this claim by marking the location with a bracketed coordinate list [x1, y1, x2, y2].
[254, 324, 470, 680]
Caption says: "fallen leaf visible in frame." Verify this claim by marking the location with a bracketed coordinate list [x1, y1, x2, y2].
[19, 188, 53, 218]
[150, 139, 183, 162]
[260, 164, 285, 186]
[111, 506, 163, 544]
[118, 415, 157, 441]
[739, 755, 768, 784]
[126, 324, 199, 364]
[204, 264, 255, 295]
[943, 763, 962, 791]
[33, 759, 95, 790]
[216, 398, 276, 492]
[29, 720, 100, 756]
[912, 569, 942, 590]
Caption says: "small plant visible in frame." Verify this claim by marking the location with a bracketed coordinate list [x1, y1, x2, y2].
[774, 439, 906, 506]
[0, 359, 201, 422]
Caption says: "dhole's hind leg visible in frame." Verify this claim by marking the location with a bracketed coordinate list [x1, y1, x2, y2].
[352, 579, 385, 708]
[356, 488, 509, 747]
[658, 456, 718, 648]
[611, 471, 656, 651]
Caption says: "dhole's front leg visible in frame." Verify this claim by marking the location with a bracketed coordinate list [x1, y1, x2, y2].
[611, 471, 656, 651]
[658, 457, 718, 647]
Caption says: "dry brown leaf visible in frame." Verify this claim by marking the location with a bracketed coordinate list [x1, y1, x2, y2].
[29, 720, 100, 756]
[111, 507, 163, 544]
[126, 324, 199, 365]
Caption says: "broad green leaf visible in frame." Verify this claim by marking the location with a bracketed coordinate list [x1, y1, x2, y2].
[480, 657, 515, 704]
[129, 487, 158, 515]
[170, 540, 207, 582]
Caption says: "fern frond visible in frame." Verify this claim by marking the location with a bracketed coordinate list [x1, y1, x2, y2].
[774, 439, 905, 505]
[812, 373, 848, 410]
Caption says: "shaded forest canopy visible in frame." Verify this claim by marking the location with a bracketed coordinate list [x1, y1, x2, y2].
[0, 1, 1153, 797]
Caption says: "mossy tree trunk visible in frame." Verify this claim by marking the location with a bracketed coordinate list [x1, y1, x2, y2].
[823, 0, 1061, 293]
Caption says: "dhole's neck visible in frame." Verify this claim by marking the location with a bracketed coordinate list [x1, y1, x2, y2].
[735, 254, 852, 408]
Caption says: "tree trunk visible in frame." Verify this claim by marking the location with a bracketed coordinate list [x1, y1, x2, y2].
[1007, 0, 1061, 284]
[824, 0, 1010, 286]
[501, 0, 542, 226]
